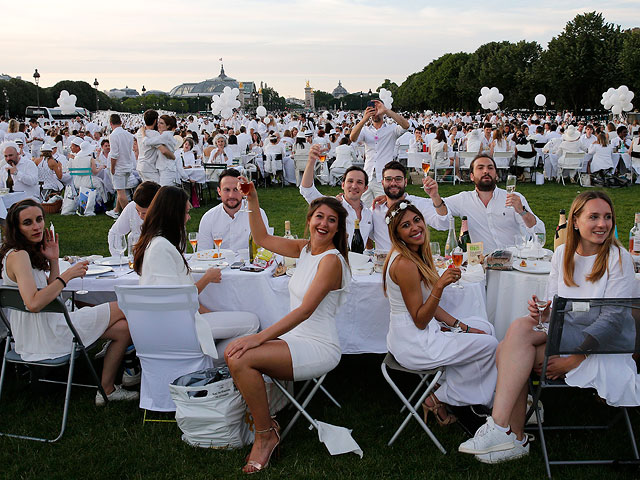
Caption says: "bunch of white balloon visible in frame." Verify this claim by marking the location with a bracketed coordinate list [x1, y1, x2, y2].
[601, 86, 634, 116]
[478, 87, 503, 111]
[256, 105, 267, 118]
[378, 88, 393, 109]
[211, 86, 241, 119]
[534, 94, 546, 107]
[57, 90, 78, 115]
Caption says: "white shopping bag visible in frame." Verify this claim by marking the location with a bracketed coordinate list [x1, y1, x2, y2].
[77, 187, 97, 216]
[61, 185, 77, 215]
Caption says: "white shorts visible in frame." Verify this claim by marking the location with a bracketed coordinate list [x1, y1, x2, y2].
[111, 172, 131, 190]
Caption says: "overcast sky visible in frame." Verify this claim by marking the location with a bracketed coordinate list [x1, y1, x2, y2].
[2, 1, 639, 101]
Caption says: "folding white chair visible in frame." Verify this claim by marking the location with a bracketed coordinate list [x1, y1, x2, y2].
[395, 143, 410, 163]
[432, 151, 456, 184]
[0, 286, 107, 442]
[114, 285, 213, 415]
[293, 152, 309, 186]
[265, 153, 284, 187]
[380, 353, 446, 453]
[407, 152, 429, 172]
[557, 152, 585, 185]
[458, 151, 477, 177]
[493, 151, 514, 178]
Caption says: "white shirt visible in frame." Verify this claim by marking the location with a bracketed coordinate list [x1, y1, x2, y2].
[109, 126, 136, 174]
[370, 194, 449, 251]
[357, 122, 406, 181]
[444, 187, 545, 254]
[108, 201, 142, 256]
[299, 184, 373, 245]
[237, 132, 252, 155]
[136, 128, 160, 173]
[198, 203, 270, 252]
[4, 159, 39, 199]
[139, 236, 193, 286]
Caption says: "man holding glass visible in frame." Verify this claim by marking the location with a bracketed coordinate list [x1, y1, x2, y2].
[198, 169, 269, 252]
[443, 154, 545, 254]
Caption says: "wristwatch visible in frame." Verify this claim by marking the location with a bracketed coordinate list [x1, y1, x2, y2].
[518, 207, 528, 217]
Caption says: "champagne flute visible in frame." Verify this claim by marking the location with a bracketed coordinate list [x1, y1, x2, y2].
[239, 179, 252, 213]
[533, 291, 549, 333]
[451, 246, 464, 289]
[114, 234, 127, 271]
[429, 241, 441, 258]
[213, 232, 223, 259]
[535, 232, 546, 256]
[188, 232, 198, 254]
[506, 175, 517, 196]
[421, 161, 431, 178]
[515, 233, 526, 258]
[76, 260, 89, 295]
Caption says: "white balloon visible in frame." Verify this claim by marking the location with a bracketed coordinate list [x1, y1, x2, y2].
[619, 85, 629, 94]
[223, 86, 231, 94]
[221, 108, 233, 119]
[478, 96, 485, 104]
[481, 102, 490, 110]
[535, 94, 546, 106]
[490, 87, 499, 95]
[625, 91, 634, 102]
[256, 106, 267, 117]
[263, 117, 270, 125]
[232, 100, 241, 109]
[231, 88, 240, 97]
[611, 104, 622, 115]
[489, 101, 498, 110]
[623, 103, 633, 112]
[607, 87, 615, 95]
[496, 93, 504, 103]
[481, 87, 490, 96]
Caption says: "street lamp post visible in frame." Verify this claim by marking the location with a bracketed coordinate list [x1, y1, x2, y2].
[3, 88, 8, 119]
[197, 94, 200, 114]
[93, 78, 99, 112]
[360, 92, 363, 110]
[33, 69, 40, 108]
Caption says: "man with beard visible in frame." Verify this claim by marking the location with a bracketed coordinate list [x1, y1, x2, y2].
[370, 161, 449, 251]
[444, 154, 544, 253]
[197, 169, 270, 252]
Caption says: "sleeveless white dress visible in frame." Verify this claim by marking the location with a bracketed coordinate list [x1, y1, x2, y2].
[2, 251, 110, 362]
[385, 251, 498, 407]
[280, 247, 349, 381]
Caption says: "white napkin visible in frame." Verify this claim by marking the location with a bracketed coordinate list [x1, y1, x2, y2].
[462, 263, 484, 283]
[317, 421, 363, 457]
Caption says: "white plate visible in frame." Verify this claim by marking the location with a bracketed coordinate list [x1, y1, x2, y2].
[190, 260, 229, 273]
[510, 246, 553, 259]
[513, 260, 551, 274]
[194, 249, 235, 261]
[86, 265, 114, 276]
[96, 256, 129, 266]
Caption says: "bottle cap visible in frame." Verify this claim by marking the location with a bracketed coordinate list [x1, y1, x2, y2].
[559, 209, 565, 214]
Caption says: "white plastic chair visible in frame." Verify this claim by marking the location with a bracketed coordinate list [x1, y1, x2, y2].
[265, 153, 284, 187]
[293, 152, 309, 186]
[458, 151, 477, 174]
[493, 151, 514, 174]
[432, 151, 456, 184]
[396, 143, 410, 163]
[557, 153, 585, 185]
[114, 285, 213, 413]
[407, 152, 429, 171]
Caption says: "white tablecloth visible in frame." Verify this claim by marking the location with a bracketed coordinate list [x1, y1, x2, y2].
[0, 192, 28, 219]
[487, 269, 640, 341]
[66, 263, 487, 355]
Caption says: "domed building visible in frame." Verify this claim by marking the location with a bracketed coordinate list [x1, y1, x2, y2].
[169, 65, 257, 106]
[332, 80, 348, 98]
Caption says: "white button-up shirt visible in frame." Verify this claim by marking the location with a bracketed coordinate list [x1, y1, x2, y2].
[108, 126, 136, 174]
[4, 158, 39, 199]
[198, 203, 270, 252]
[445, 187, 545, 253]
[357, 123, 406, 181]
[299, 184, 373, 245]
[370, 194, 450, 251]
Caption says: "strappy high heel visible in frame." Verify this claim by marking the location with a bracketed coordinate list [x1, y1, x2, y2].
[422, 393, 457, 426]
[242, 425, 281, 474]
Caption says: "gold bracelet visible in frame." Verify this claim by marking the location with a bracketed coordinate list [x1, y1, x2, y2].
[430, 292, 441, 300]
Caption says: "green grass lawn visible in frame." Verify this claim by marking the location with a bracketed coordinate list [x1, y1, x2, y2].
[1, 182, 639, 479]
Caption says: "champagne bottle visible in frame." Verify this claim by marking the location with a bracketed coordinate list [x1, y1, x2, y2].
[629, 213, 640, 255]
[553, 209, 567, 251]
[444, 217, 457, 257]
[248, 232, 258, 263]
[350, 219, 365, 254]
[457, 216, 470, 252]
[283, 220, 296, 267]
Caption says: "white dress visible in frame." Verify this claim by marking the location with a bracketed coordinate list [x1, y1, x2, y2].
[280, 247, 349, 381]
[1, 251, 110, 362]
[385, 251, 498, 407]
[548, 245, 640, 407]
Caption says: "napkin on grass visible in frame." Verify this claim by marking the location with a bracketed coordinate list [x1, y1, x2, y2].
[317, 421, 363, 458]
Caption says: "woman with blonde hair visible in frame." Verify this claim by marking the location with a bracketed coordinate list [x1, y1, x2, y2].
[460, 190, 638, 463]
[383, 200, 497, 426]
[587, 132, 614, 174]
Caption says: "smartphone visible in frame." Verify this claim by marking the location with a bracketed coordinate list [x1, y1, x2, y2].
[230, 261, 245, 269]
[367, 100, 376, 109]
[240, 265, 265, 273]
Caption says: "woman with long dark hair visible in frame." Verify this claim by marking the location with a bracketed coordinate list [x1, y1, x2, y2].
[224, 179, 350, 474]
[133, 186, 258, 358]
[0, 199, 137, 405]
[459, 191, 638, 464]
[383, 200, 497, 427]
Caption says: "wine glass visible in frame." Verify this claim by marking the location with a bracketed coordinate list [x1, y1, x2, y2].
[429, 241, 441, 258]
[506, 175, 517, 199]
[514, 233, 526, 258]
[535, 232, 546, 256]
[533, 290, 549, 333]
[451, 246, 464, 289]
[213, 232, 223, 259]
[188, 232, 198, 254]
[238, 179, 252, 213]
[114, 234, 127, 271]
[76, 260, 89, 295]
[421, 160, 431, 178]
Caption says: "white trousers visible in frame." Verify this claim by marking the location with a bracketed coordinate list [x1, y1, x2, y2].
[202, 310, 260, 360]
[361, 172, 384, 208]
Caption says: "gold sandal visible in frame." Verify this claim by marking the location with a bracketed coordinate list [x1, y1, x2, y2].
[422, 393, 457, 426]
[242, 425, 281, 474]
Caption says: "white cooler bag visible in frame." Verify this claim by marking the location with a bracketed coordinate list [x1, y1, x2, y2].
[169, 369, 254, 449]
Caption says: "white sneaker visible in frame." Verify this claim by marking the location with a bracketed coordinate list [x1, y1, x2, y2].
[458, 417, 516, 455]
[475, 434, 532, 464]
[122, 367, 141, 387]
[95, 385, 139, 406]
[106, 209, 119, 219]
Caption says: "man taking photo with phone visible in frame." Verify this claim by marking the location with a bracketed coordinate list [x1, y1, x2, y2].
[350, 99, 409, 206]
